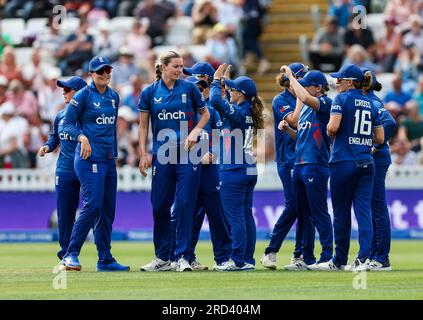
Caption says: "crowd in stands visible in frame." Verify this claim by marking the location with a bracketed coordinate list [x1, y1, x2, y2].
[309, 0, 423, 166]
[0, 0, 423, 169]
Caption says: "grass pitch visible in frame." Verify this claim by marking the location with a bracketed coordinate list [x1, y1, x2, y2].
[0, 240, 422, 300]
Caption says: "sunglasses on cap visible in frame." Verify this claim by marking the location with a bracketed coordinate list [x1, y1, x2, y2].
[63, 87, 73, 93]
[94, 66, 112, 75]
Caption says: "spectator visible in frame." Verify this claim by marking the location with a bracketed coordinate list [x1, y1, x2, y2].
[64, 0, 91, 17]
[205, 23, 239, 72]
[117, 0, 139, 16]
[7, 79, 38, 119]
[0, 102, 29, 169]
[215, 0, 243, 36]
[134, 0, 176, 46]
[93, 0, 120, 18]
[21, 48, 54, 93]
[0, 25, 14, 60]
[343, 13, 376, 58]
[390, 138, 418, 165]
[0, 47, 24, 84]
[0, 76, 9, 106]
[93, 19, 122, 62]
[116, 105, 138, 167]
[138, 50, 158, 83]
[377, 16, 401, 73]
[56, 20, 93, 75]
[328, 0, 353, 29]
[37, 68, 64, 124]
[192, 0, 219, 44]
[402, 15, 423, 58]
[397, 100, 423, 152]
[3, 0, 35, 21]
[414, 75, 423, 116]
[33, 18, 66, 65]
[309, 16, 344, 72]
[86, 5, 109, 28]
[384, 0, 414, 26]
[394, 43, 422, 95]
[343, 44, 380, 73]
[124, 20, 152, 63]
[240, 0, 270, 75]
[26, 112, 49, 168]
[122, 74, 144, 114]
[111, 47, 142, 93]
[384, 73, 413, 116]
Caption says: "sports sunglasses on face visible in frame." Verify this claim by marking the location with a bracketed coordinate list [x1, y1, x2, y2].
[95, 66, 112, 75]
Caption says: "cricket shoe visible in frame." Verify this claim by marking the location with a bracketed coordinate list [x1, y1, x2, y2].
[283, 257, 309, 271]
[191, 259, 208, 271]
[60, 254, 81, 271]
[170, 261, 178, 271]
[97, 260, 130, 272]
[344, 258, 370, 272]
[239, 263, 255, 271]
[367, 259, 392, 271]
[140, 257, 173, 272]
[311, 259, 344, 271]
[177, 258, 193, 272]
[260, 252, 277, 270]
[213, 259, 238, 272]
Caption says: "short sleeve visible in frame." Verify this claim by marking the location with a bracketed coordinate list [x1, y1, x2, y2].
[138, 85, 153, 112]
[330, 94, 343, 115]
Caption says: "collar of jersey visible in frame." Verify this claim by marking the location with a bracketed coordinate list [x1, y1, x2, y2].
[159, 78, 181, 91]
[90, 81, 110, 95]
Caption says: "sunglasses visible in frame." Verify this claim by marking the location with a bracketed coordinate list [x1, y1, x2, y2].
[63, 87, 72, 93]
[229, 88, 238, 92]
[94, 66, 112, 75]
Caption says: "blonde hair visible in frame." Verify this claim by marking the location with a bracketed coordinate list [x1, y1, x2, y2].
[155, 51, 181, 81]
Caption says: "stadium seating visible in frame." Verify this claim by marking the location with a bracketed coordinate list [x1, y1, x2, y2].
[1, 18, 26, 45]
[165, 16, 194, 46]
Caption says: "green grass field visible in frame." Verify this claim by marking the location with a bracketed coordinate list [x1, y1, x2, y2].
[1, 240, 423, 300]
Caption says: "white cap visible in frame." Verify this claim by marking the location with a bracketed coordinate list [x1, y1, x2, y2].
[0, 75, 8, 87]
[47, 67, 62, 80]
[118, 106, 136, 122]
[98, 19, 110, 32]
[0, 101, 16, 116]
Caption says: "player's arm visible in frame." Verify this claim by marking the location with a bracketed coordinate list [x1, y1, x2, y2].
[138, 111, 150, 177]
[373, 126, 384, 145]
[278, 119, 297, 140]
[327, 96, 343, 137]
[285, 98, 303, 129]
[371, 102, 385, 145]
[39, 114, 60, 156]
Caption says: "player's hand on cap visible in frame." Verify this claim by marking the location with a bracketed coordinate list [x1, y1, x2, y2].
[280, 65, 293, 77]
[38, 146, 49, 157]
[78, 135, 92, 160]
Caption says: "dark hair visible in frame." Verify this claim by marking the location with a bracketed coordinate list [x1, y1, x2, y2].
[373, 81, 382, 91]
[276, 73, 290, 88]
[251, 96, 265, 134]
[155, 51, 181, 81]
[353, 71, 373, 90]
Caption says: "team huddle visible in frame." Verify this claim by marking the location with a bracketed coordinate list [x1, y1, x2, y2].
[39, 51, 395, 273]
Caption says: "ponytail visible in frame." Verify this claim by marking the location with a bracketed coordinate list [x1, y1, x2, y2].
[276, 73, 290, 88]
[155, 64, 162, 81]
[251, 95, 265, 135]
[354, 71, 373, 90]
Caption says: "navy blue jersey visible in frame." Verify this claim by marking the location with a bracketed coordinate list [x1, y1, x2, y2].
[272, 90, 296, 166]
[210, 80, 255, 171]
[138, 79, 206, 155]
[63, 82, 120, 161]
[367, 91, 397, 166]
[44, 107, 78, 173]
[329, 89, 382, 163]
[295, 95, 332, 166]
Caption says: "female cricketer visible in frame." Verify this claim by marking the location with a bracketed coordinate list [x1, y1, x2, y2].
[138, 51, 210, 272]
[60, 56, 129, 272]
[38, 76, 86, 261]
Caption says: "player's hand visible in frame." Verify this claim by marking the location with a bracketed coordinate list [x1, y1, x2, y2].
[201, 152, 213, 165]
[213, 64, 227, 80]
[280, 65, 293, 78]
[278, 120, 289, 131]
[78, 135, 92, 160]
[184, 128, 201, 151]
[38, 146, 49, 157]
[224, 64, 231, 79]
[139, 154, 149, 177]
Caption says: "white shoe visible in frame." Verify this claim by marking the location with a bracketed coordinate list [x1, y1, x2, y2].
[170, 261, 178, 271]
[260, 253, 277, 270]
[284, 258, 308, 271]
[213, 259, 238, 272]
[140, 257, 173, 271]
[290, 255, 303, 264]
[368, 259, 392, 271]
[344, 258, 370, 272]
[176, 258, 193, 272]
[239, 263, 255, 271]
[191, 259, 208, 271]
[313, 259, 343, 271]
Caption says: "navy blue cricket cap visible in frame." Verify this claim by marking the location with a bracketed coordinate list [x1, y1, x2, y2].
[183, 62, 215, 78]
[186, 76, 208, 88]
[299, 70, 328, 87]
[56, 76, 87, 91]
[225, 76, 257, 97]
[282, 62, 309, 81]
[88, 55, 113, 72]
[330, 64, 364, 81]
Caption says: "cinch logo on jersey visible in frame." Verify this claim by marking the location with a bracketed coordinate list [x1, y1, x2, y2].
[158, 109, 186, 120]
[331, 105, 342, 112]
[298, 121, 312, 130]
[355, 99, 371, 108]
[96, 114, 116, 125]
[59, 132, 73, 140]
